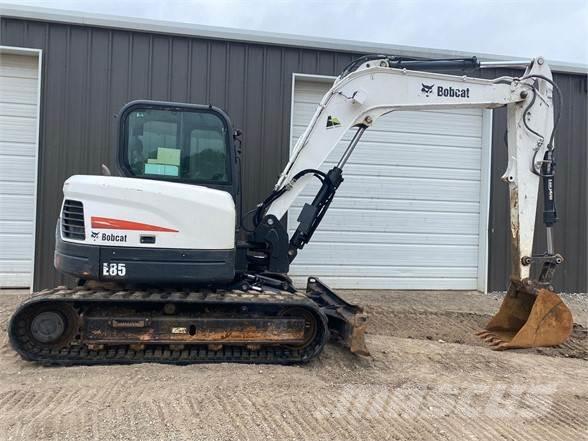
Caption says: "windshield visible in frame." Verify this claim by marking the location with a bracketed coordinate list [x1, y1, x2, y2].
[123, 107, 230, 184]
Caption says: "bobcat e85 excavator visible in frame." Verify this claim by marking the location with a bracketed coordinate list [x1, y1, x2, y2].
[9, 55, 573, 365]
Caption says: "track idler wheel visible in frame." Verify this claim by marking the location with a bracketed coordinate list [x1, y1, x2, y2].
[20, 304, 79, 350]
[476, 279, 573, 350]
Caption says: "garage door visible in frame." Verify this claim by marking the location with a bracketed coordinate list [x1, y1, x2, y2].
[288, 77, 490, 290]
[0, 50, 41, 288]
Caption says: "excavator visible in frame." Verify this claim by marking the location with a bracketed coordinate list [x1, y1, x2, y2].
[9, 55, 573, 365]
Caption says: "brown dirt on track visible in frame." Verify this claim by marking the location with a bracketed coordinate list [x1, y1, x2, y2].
[0, 289, 587, 441]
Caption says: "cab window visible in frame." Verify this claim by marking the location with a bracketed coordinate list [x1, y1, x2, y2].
[123, 107, 230, 184]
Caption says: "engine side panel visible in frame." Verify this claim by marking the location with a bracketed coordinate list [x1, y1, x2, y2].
[60, 175, 236, 250]
[54, 236, 236, 284]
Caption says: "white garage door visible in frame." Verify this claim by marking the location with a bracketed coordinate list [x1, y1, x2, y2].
[0, 49, 41, 288]
[288, 77, 491, 290]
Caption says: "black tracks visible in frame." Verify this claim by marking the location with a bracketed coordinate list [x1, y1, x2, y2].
[8, 287, 329, 365]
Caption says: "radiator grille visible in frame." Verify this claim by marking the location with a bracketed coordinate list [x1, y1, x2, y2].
[62, 200, 86, 240]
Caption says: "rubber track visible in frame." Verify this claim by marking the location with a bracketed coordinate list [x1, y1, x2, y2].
[8, 286, 328, 366]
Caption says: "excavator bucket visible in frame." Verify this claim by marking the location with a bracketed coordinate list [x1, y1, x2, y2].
[476, 279, 573, 350]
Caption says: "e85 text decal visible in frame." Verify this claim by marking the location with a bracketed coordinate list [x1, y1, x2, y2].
[102, 262, 126, 277]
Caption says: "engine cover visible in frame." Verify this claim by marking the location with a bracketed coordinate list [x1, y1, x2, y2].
[55, 175, 237, 285]
[60, 175, 236, 250]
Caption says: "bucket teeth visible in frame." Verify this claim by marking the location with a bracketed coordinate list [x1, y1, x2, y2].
[474, 331, 511, 350]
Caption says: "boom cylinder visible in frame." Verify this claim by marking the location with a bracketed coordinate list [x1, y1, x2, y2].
[289, 126, 367, 258]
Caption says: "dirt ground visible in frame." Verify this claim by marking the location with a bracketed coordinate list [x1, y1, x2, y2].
[0, 289, 586, 441]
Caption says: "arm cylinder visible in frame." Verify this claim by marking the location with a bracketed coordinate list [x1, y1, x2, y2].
[542, 150, 558, 228]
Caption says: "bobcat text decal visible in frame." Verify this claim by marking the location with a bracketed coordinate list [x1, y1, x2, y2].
[437, 85, 470, 98]
[421, 83, 471, 98]
[92, 232, 128, 242]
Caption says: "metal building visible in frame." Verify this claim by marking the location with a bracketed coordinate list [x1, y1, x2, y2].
[0, 6, 586, 292]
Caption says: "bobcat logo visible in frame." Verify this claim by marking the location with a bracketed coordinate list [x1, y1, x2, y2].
[421, 83, 434, 97]
[91, 231, 99, 241]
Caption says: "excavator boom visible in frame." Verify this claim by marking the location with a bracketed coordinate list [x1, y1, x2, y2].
[255, 55, 572, 349]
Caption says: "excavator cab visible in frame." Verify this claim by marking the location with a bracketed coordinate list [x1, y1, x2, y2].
[116, 100, 241, 202]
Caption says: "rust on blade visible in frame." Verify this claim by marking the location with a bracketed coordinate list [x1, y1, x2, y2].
[346, 309, 369, 356]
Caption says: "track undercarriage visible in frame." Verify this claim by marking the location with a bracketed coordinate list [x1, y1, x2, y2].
[9, 277, 369, 365]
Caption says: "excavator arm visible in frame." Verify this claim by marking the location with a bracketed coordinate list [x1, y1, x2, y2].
[251, 55, 572, 350]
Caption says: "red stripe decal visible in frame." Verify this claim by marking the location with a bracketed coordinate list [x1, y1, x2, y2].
[91, 217, 178, 232]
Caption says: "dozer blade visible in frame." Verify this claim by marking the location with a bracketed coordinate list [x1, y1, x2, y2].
[305, 277, 370, 356]
[476, 279, 573, 350]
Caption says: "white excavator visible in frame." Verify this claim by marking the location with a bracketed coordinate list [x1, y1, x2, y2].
[9, 55, 573, 365]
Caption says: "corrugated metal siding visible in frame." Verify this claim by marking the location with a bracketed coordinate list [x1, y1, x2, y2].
[0, 52, 39, 287]
[0, 17, 586, 292]
[289, 79, 485, 289]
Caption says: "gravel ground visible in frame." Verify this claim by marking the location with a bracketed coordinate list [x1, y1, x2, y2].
[0, 288, 586, 441]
